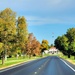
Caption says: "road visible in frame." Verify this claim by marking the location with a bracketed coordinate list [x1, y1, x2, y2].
[0, 56, 75, 75]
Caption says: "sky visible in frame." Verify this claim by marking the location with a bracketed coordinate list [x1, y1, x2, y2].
[0, 0, 75, 45]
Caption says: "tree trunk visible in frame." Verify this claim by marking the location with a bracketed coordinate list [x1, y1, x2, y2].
[29, 54, 31, 59]
[16, 54, 19, 59]
[1, 51, 5, 65]
[74, 55, 75, 60]
[68, 54, 70, 58]
[2, 57, 5, 65]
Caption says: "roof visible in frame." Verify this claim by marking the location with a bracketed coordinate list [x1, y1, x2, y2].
[49, 47, 58, 51]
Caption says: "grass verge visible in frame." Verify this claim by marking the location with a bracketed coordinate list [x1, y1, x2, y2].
[58, 52, 75, 65]
[0, 56, 41, 70]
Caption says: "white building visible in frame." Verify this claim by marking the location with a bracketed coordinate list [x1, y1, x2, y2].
[49, 47, 58, 54]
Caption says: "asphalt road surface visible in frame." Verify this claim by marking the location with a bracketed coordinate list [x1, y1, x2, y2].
[0, 56, 75, 75]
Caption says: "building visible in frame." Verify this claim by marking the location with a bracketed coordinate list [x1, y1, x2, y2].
[49, 47, 58, 54]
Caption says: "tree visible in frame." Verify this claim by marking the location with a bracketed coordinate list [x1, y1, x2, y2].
[55, 35, 70, 57]
[55, 36, 62, 50]
[55, 28, 75, 58]
[31, 38, 41, 56]
[0, 8, 16, 64]
[60, 35, 69, 57]
[40, 40, 49, 56]
[26, 33, 41, 58]
[17, 16, 28, 57]
[66, 28, 75, 42]
[66, 28, 75, 58]
[33, 41, 41, 56]
[0, 42, 4, 60]
[26, 33, 35, 58]
[70, 41, 75, 59]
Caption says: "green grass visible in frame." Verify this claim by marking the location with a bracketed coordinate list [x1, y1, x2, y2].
[0, 56, 41, 69]
[1, 52, 74, 69]
[57, 52, 75, 65]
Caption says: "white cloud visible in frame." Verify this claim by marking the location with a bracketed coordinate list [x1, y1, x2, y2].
[26, 15, 75, 26]
[0, 0, 75, 26]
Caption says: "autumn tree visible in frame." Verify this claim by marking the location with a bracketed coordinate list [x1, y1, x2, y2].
[26, 33, 34, 58]
[40, 40, 49, 56]
[26, 33, 41, 58]
[17, 16, 28, 57]
[0, 8, 40, 64]
[31, 38, 41, 56]
[0, 8, 16, 64]
[34, 41, 41, 56]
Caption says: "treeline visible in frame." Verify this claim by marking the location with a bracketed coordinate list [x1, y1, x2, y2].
[0, 8, 50, 65]
[55, 28, 75, 59]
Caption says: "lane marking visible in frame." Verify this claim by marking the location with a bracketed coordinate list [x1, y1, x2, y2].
[39, 68, 41, 69]
[34, 72, 37, 74]
[33, 57, 50, 75]
[60, 59, 75, 72]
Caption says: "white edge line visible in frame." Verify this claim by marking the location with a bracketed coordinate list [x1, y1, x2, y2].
[60, 59, 75, 72]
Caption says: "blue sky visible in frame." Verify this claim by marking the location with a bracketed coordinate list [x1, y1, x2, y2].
[0, 0, 75, 45]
